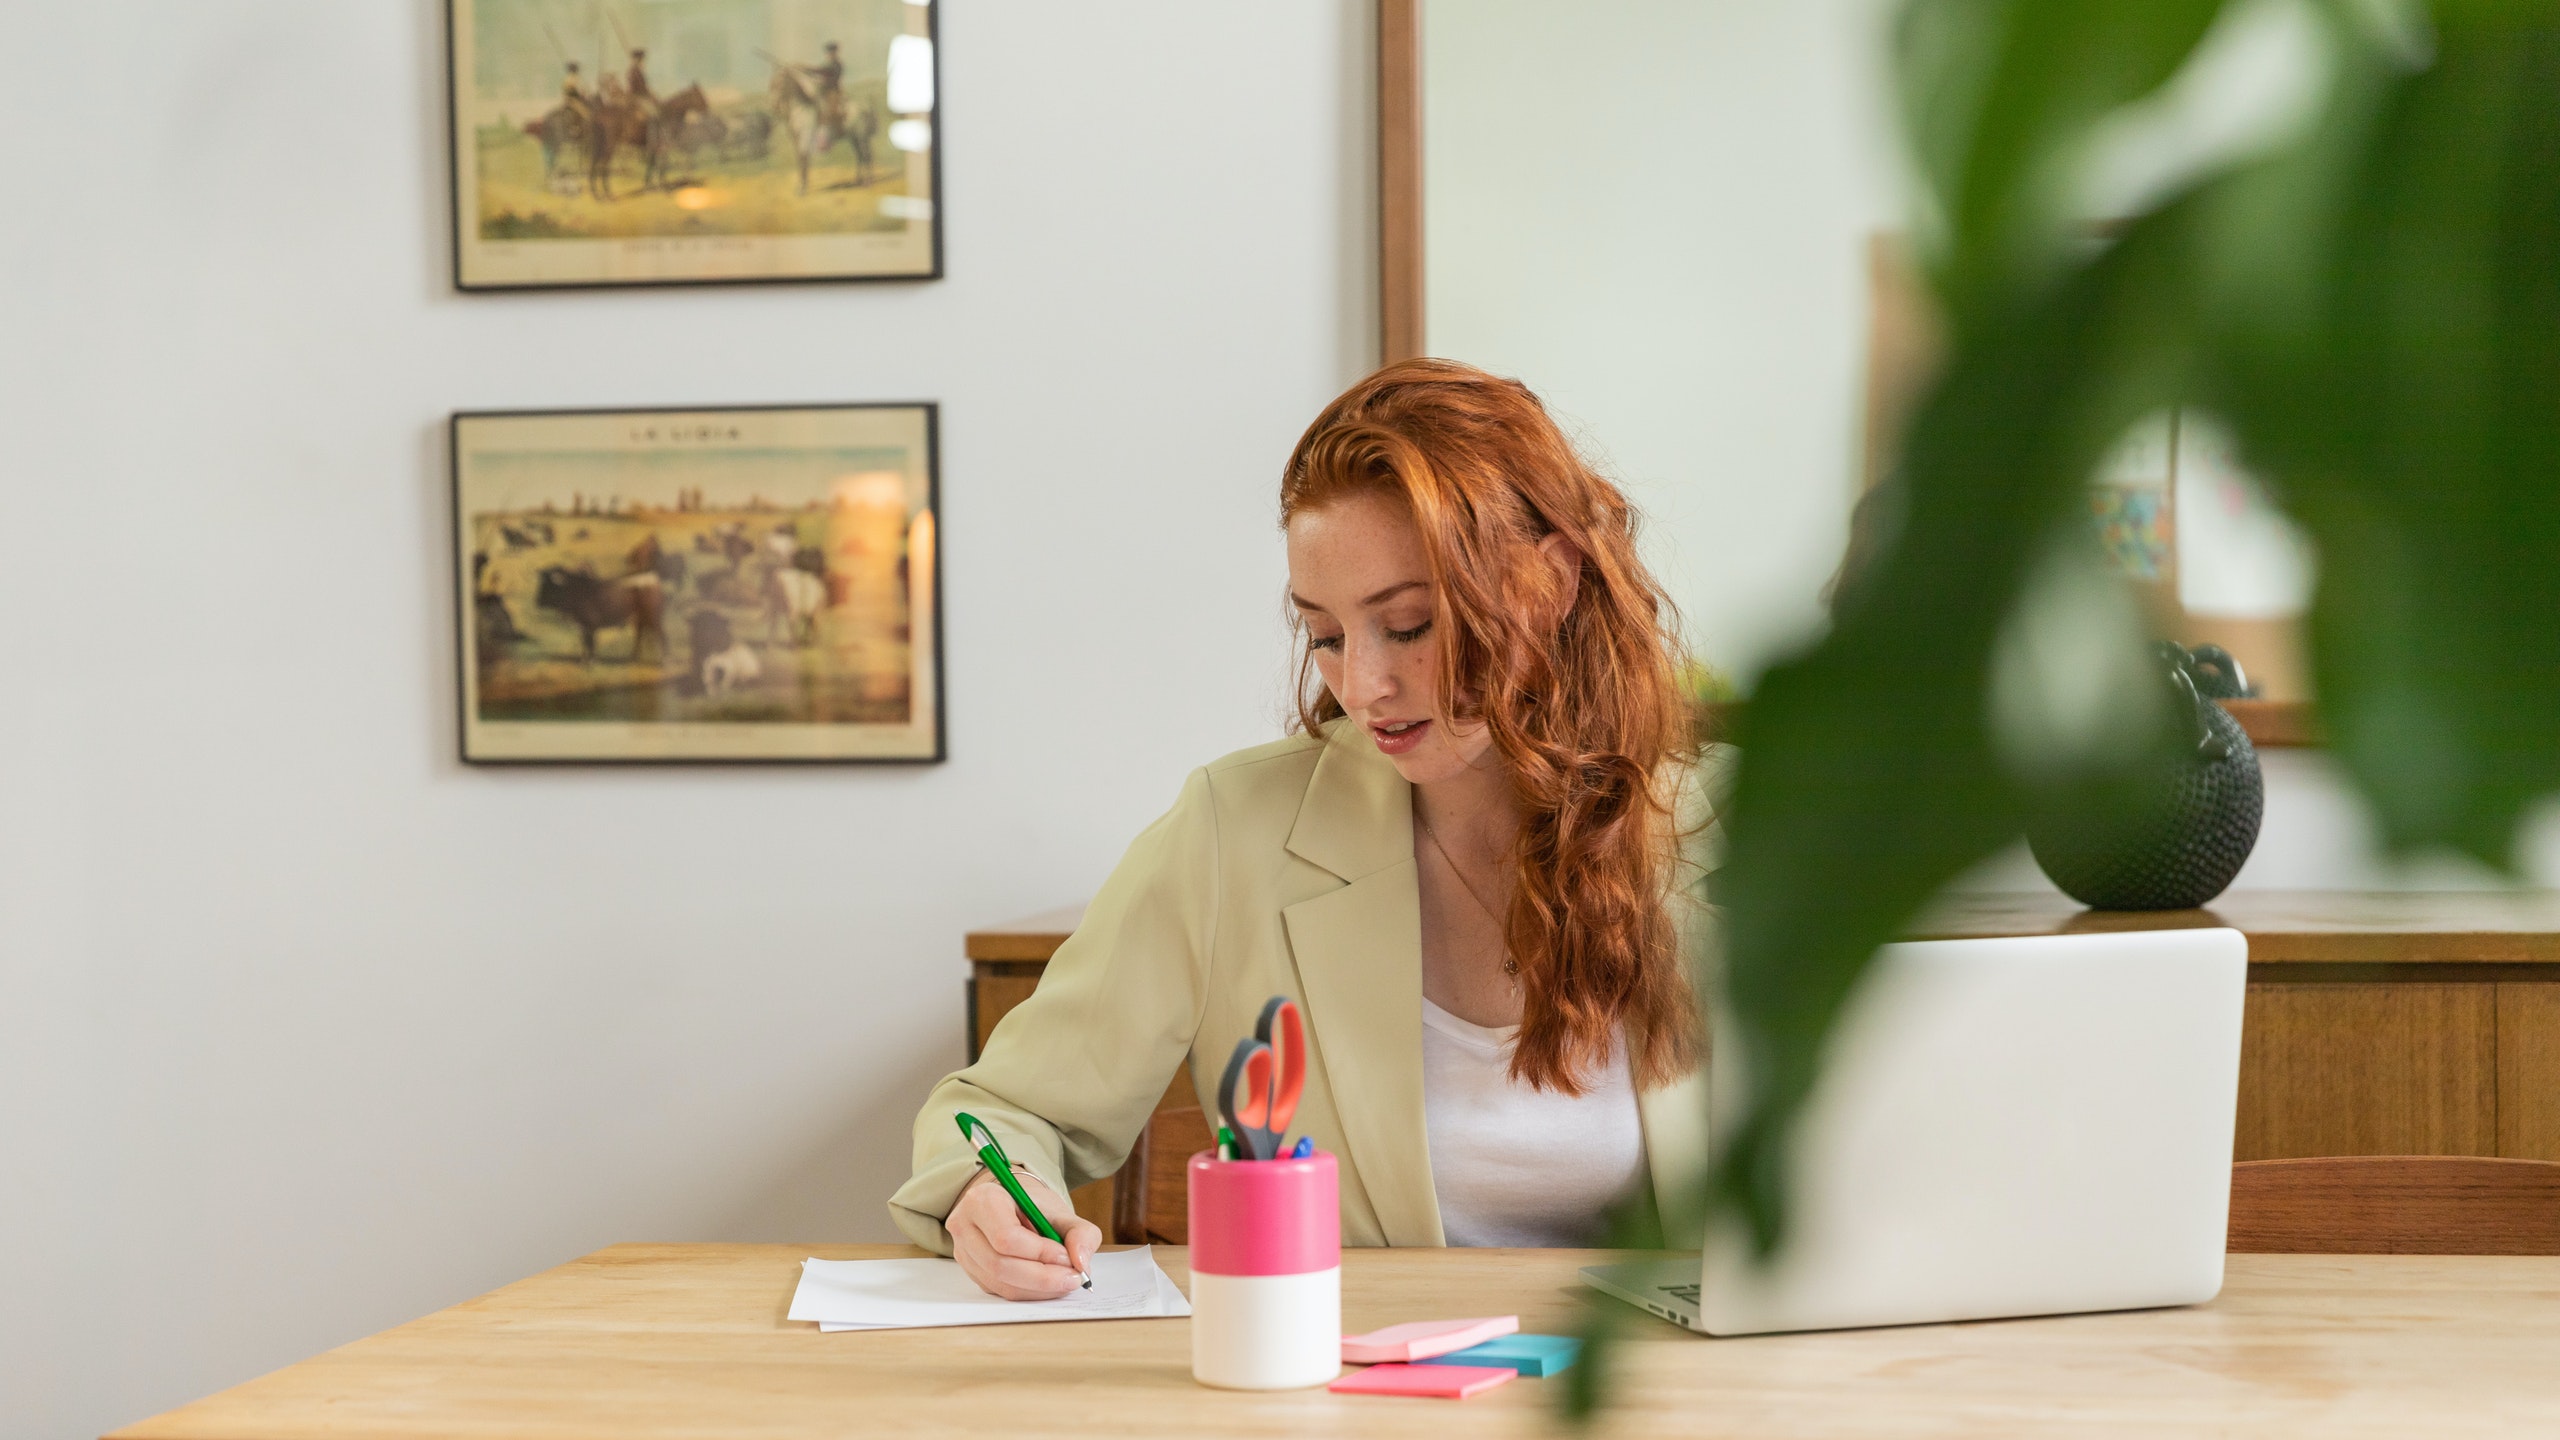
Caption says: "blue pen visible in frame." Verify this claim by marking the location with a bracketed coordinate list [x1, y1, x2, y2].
[1290, 1136, 1312, 1160]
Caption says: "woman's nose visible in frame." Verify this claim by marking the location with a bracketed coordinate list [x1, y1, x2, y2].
[1336, 636, 1395, 711]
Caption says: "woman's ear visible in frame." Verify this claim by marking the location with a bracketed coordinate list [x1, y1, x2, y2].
[1535, 532, 1581, 631]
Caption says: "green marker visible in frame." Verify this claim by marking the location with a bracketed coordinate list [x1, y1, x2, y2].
[1216, 1124, 1238, 1161]
[954, 1112, 1091, 1289]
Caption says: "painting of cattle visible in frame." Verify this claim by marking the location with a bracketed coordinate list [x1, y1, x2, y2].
[447, 0, 940, 290]
[536, 566, 669, 660]
[452, 403, 941, 762]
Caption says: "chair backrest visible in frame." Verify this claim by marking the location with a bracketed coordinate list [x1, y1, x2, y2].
[2229, 1156, 2560, 1255]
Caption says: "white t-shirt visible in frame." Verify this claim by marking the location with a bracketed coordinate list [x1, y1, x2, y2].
[1420, 996, 1648, 1247]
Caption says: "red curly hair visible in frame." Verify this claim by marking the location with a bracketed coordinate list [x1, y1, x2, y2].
[1282, 359, 1698, 1094]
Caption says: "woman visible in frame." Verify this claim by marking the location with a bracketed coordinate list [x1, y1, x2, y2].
[889, 359, 1730, 1300]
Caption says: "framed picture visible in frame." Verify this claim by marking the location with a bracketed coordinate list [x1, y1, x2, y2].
[452, 403, 943, 763]
[446, 1, 940, 290]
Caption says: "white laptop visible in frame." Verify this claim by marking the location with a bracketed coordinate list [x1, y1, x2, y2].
[1584, 927, 2248, 1336]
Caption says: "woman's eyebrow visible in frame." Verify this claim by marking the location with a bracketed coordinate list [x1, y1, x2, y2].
[1290, 579, 1428, 613]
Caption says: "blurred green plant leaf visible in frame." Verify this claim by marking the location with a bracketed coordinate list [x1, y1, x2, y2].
[1897, 0, 2230, 314]
[1703, 0, 2560, 1267]
[1711, 198, 2201, 1251]
[2210, 11, 2560, 864]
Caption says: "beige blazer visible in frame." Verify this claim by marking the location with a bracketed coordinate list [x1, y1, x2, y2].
[888, 719, 1732, 1254]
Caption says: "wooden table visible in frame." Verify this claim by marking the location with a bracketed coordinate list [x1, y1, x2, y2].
[112, 1244, 2560, 1438]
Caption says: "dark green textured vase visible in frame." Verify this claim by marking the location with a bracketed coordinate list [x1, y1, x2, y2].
[2027, 645, 2265, 911]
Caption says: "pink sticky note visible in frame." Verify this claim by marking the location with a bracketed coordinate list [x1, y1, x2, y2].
[1329, 1363, 1516, 1399]
[1340, 1315, 1519, 1363]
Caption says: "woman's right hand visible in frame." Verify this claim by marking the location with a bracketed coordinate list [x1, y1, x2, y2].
[948, 1165, 1101, 1300]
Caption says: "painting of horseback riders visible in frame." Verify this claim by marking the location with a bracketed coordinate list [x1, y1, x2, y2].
[452, 404, 942, 762]
[448, 0, 939, 288]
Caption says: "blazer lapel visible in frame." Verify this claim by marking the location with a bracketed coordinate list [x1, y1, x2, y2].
[1279, 727, 1443, 1247]
[1638, 1069, 1711, 1248]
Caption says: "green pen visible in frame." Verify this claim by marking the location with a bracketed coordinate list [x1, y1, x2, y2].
[1216, 1124, 1238, 1161]
[954, 1112, 1091, 1289]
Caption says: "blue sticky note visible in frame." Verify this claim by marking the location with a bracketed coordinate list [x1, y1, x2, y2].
[1412, 1334, 1580, 1377]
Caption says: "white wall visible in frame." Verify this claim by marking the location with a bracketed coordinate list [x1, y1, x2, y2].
[1423, 0, 1902, 679]
[0, 5, 1376, 1436]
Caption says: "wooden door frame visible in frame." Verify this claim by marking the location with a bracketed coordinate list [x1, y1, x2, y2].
[1378, 0, 1425, 363]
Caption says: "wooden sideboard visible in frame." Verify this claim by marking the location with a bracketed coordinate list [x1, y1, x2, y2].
[1918, 890, 2560, 1162]
[967, 890, 2560, 1240]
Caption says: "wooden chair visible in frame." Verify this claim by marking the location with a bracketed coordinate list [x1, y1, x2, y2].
[1110, 1101, 1215, 1244]
[2229, 1156, 2560, 1255]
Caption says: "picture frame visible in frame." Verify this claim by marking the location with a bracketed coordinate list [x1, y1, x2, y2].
[445, 0, 942, 291]
[452, 403, 944, 764]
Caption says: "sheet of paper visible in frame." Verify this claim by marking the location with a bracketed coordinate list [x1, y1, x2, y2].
[791, 1244, 1192, 1331]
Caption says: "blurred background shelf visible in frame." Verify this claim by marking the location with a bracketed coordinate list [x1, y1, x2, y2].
[1699, 697, 2318, 748]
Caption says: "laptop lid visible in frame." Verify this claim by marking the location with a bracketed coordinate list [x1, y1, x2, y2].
[1699, 927, 2247, 1337]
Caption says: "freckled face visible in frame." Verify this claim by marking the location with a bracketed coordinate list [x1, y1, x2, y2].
[1286, 491, 1495, 786]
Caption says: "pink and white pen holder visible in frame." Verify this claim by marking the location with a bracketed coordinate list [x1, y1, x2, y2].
[1186, 1149, 1341, 1390]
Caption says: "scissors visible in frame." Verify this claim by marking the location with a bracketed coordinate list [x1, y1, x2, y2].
[1217, 995, 1307, 1161]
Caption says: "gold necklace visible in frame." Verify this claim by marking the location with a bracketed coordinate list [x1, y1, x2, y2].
[1416, 809, 1520, 978]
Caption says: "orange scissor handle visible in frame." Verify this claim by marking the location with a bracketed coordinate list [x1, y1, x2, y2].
[1257, 996, 1305, 1136]
[1238, 1047, 1275, 1130]
[1219, 996, 1311, 1160]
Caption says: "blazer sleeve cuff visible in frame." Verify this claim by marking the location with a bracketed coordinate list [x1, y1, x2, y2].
[886, 1127, 1075, 1255]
